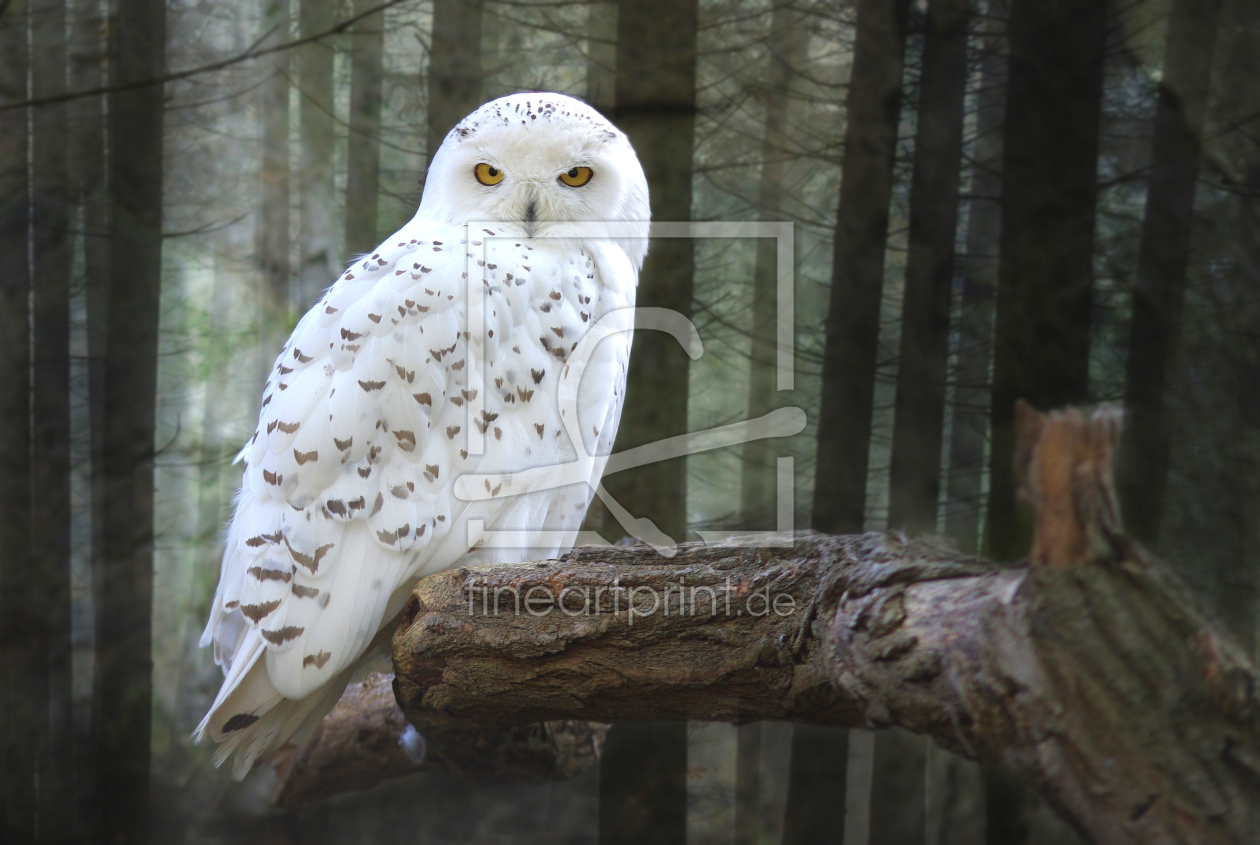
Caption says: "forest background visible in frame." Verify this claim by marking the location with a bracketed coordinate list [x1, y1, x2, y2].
[1, 0, 1257, 843]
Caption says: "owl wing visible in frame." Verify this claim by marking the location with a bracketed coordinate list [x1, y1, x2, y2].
[197, 223, 634, 772]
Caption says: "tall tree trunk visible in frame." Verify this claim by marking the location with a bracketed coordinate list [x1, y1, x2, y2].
[944, 0, 1006, 557]
[598, 722, 687, 845]
[812, 0, 911, 536]
[781, 725, 849, 845]
[925, 740, 985, 845]
[256, 0, 291, 382]
[1200, 0, 1260, 657]
[584, 2, 616, 112]
[31, 0, 74, 839]
[737, 7, 808, 842]
[93, 0, 165, 840]
[887, 0, 970, 536]
[604, 0, 698, 545]
[176, 258, 234, 737]
[295, 0, 338, 309]
[0, 1, 34, 839]
[734, 721, 762, 845]
[597, 3, 699, 844]
[193, 260, 234, 586]
[426, 0, 484, 168]
[740, 3, 807, 526]
[983, 1, 1106, 843]
[877, 3, 970, 840]
[577, 6, 618, 534]
[68, 0, 109, 833]
[869, 729, 928, 845]
[985, 0, 1106, 562]
[1117, 0, 1223, 544]
[344, 0, 386, 257]
[797, 0, 909, 842]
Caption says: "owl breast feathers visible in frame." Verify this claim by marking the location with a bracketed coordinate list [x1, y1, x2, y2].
[197, 92, 649, 776]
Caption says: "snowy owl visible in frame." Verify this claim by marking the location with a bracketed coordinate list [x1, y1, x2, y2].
[196, 93, 649, 775]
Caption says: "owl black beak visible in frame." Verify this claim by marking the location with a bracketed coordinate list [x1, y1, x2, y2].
[524, 193, 537, 237]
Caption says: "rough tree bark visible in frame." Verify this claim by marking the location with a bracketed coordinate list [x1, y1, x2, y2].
[380, 404, 1260, 845]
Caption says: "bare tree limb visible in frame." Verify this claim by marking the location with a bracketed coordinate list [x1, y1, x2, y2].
[388, 404, 1260, 845]
[270, 673, 418, 807]
[270, 671, 605, 807]
[0, 0, 412, 112]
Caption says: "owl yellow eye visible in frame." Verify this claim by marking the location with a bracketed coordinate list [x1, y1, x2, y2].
[474, 163, 504, 185]
[559, 166, 593, 187]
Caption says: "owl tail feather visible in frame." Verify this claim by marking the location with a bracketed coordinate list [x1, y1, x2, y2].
[193, 629, 354, 781]
[195, 625, 397, 780]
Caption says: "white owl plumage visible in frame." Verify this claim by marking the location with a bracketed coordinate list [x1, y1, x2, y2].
[196, 93, 649, 775]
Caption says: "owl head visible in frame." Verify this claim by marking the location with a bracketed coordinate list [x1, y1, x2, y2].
[415, 93, 650, 271]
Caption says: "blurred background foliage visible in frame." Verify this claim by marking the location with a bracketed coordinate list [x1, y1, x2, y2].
[1, 0, 1257, 842]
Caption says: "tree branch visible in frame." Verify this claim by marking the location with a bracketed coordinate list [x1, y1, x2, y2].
[0, 0, 412, 112]
[270, 671, 605, 807]
[388, 404, 1260, 845]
